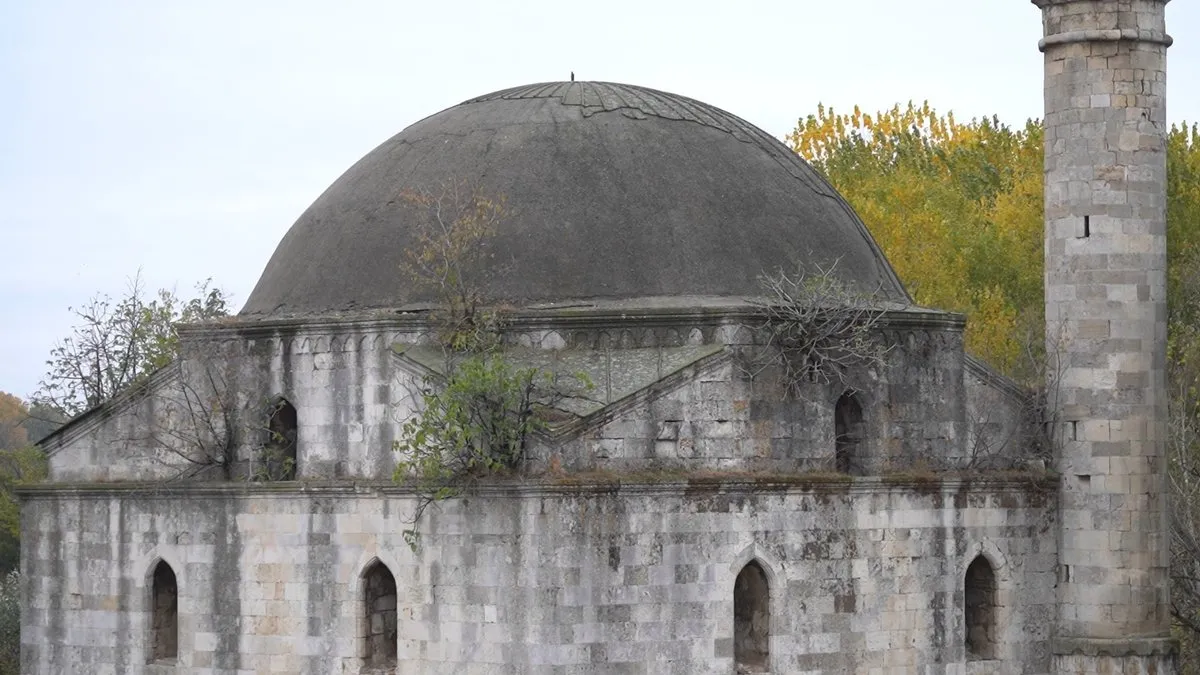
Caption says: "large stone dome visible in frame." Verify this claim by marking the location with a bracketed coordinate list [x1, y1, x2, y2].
[241, 81, 907, 317]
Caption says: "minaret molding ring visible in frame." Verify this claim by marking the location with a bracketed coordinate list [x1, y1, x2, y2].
[1039, 28, 1172, 52]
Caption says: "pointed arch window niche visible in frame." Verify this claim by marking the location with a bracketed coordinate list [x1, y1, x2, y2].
[734, 561, 770, 672]
[149, 560, 178, 664]
[835, 391, 865, 475]
[965, 555, 998, 660]
[262, 398, 298, 481]
[363, 560, 398, 669]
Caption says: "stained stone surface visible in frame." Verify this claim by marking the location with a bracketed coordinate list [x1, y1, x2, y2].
[20, 479, 1057, 674]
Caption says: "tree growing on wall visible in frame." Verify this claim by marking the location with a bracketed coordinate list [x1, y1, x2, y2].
[119, 344, 297, 483]
[35, 273, 230, 418]
[127, 351, 242, 480]
[392, 181, 588, 549]
[748, 260, 890, 393]
[398, 179, 507, 351]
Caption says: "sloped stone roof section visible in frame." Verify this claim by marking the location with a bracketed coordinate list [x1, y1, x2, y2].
[392, 342, 729, 433]
[241, 81, 908, 318]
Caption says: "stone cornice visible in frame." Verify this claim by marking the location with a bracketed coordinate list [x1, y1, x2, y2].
[17, 473, 1056, 500]
[179, 304, 965, 341]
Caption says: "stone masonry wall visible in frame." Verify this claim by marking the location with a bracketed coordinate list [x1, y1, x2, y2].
[21, 480, 1056, 675]
[541, 315, 970, 474]
[43, 312, 990, 485]
[550, 322, 969, 476]
[43, 324, 415, 483]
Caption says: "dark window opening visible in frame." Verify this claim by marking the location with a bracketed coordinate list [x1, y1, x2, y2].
[262, 399, 298, 481]
[363, 560, 398, 669]
[150, 561, 178, 663]
[835, 392, 865, 476]
[734, 561, 770, 672]
[1083, 215, 1091, 238]
[965, 555, 998, 660]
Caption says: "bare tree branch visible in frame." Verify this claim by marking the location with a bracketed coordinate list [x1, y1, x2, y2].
[746, 260, 892, 394]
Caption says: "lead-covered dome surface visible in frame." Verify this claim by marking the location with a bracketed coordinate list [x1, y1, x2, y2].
[241, 81, 907, 317]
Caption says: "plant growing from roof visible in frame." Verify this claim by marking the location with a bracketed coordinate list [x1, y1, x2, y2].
[750, 260, 891, 393]
[392, 180, 589, 550]
[398, 179, 507, 352]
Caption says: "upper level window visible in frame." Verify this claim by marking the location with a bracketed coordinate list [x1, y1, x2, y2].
[262, 398, 298, 480]
[835, 391, 865, 475]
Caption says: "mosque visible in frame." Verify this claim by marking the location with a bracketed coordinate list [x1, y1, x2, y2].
[21, 1, 1177, 673]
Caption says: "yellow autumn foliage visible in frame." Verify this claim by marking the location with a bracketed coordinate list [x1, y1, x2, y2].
[790, 103, 1044, 379]
[791, 106, 1200, 385]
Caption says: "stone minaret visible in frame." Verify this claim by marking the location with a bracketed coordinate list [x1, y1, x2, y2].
[1034, 0, 1176, 671]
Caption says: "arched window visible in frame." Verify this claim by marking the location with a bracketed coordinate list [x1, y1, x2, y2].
[149, 560, 178, 663]
[734, 561, 770, 672]
[363, 560, 398, 668]
[835, 391, 865, 475]
[263, 398, 298, 480]
[965, 555, 998, 660]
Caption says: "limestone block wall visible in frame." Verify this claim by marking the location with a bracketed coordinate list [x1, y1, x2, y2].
[41, 323, 417, 483]
[38, 366, 201, 482]
[876, 323, 968, 467]
[550, 320, 971, 474]
[41, 310, 1007, 486]
[21, 480, 1056, 675]
[546, 351, 843, 474]
[226, 327, 415, 480]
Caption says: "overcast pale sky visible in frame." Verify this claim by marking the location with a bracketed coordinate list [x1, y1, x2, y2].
[1, 0, 1197, 401]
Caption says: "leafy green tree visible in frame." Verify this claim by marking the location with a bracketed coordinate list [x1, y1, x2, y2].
[395, 354, 542, 540]
[0, 393, 47, 572]
[0, 570, 18, 674]
[0, 446, 46, 574]
[35, 273, 230, 417]
[391, 182, 593, 549]
[0, 395, 26, 453]
[1164, 124, 1200, 674]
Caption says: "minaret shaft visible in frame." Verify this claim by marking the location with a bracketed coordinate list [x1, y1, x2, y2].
[1034, 0, 1176, 669]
